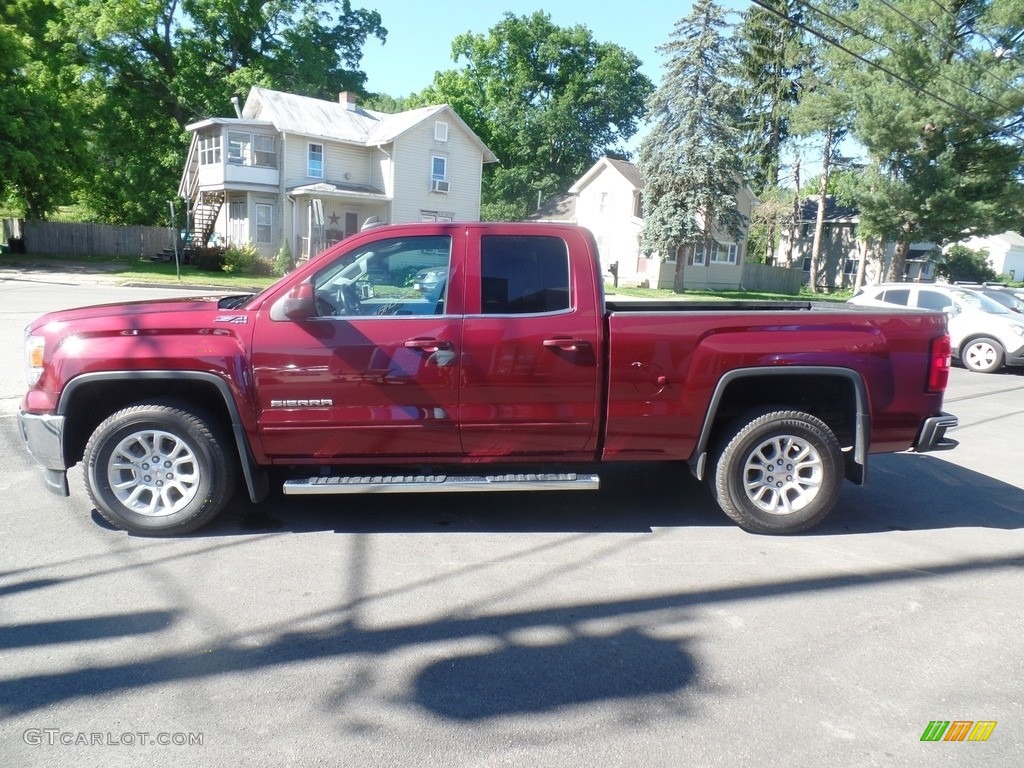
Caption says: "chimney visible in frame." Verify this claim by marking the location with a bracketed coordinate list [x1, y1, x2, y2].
[339, 91, 357, 111]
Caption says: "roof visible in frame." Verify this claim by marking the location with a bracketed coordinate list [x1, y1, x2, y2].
[796, 196, 860, 223]
[570, 156, 643, 194]
[528, 193, 577, 222]
[236, 86, 496, 162]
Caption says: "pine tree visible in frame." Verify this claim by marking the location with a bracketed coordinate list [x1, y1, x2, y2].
[638, 0, 746, 293]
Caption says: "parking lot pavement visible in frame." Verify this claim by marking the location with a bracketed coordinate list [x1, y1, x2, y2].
[1, 285, 1021, 767]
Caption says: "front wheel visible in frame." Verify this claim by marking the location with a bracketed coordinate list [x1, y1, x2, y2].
[712, 410, 844, 535]
[961, 337, 1004, 373]
[83, 402, 237, 536]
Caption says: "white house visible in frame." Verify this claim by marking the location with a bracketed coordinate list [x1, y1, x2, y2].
[178, 87, 497, 260]
[533, 157, 758, 290]
[951, 231, 1024, 280]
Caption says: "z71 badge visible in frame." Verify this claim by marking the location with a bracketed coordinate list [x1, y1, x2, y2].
[214, 315, 249, 324]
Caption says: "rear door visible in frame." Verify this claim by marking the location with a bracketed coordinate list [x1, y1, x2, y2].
[458, 228, 602, 458]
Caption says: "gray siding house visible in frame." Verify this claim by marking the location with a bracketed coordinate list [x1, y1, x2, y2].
[178, 87, 497, 259]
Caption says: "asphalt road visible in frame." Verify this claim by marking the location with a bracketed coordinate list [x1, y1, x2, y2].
[1, 276, 1022, 767]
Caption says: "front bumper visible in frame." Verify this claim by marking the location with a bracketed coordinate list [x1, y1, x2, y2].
[17, 410, 70, 496]
[912, 412, 959, 453]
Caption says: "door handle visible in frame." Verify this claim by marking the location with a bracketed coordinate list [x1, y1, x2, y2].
[404, 338, 453, 353]
[543, 337, 584, 351]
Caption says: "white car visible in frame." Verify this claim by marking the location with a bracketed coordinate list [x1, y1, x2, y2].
[848, 283, 1024, 373]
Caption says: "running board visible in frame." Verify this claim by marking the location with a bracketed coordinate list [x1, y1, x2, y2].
[283, 472, 600, 495]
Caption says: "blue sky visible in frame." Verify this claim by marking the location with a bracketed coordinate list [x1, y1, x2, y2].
[359, 1, 750, 100]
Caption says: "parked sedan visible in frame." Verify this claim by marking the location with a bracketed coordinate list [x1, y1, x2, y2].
[412, 266, 448, 294]
[848, 283, 1024, 373]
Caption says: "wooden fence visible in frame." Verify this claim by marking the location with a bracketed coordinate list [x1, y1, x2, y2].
[16, 220, 174, 258]
[741, 261, 804, 295]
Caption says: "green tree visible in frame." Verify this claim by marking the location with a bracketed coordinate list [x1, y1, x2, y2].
[937, 244, 998, 283]
[0, 2, 89, 218]
[638, 0, 745, 292]
[735, 0, 808, 193]
[833, 0, 1024, 281]
[48, 0, 386, 223]
[416, 12, 653, 220]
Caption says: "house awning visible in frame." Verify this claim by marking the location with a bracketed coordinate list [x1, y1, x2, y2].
[288, 181, 390, 203]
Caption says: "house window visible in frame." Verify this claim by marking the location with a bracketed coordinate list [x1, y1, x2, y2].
[253, 135, 276, 167]
[255, 203, 273, 244]
[344, 212, 358, 238]
[802, 255, 812, 272]
[431, 156, 448, 192]
[434, 121, 448, 142]
[199, 133, 221, 165]
[420, 210, 454, 222]
[665, 245, 678, 263]
[227, 131, 250, 165]
[633, 192, 643, 219]
[693, 243, 706, 266]
[228, 200, 246, 244]
[308, 143, 324, 178]
[843, 258, 859, 275]
[711, 242, 738, 264]
[598, 192, 608, 214]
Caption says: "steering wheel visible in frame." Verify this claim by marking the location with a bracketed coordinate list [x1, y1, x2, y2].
[338, 283, 363, 315]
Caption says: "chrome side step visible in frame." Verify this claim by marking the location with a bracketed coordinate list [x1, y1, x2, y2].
[283, 472, 600, 495]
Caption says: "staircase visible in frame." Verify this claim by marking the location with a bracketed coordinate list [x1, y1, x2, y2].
[191, 191, 225, 247]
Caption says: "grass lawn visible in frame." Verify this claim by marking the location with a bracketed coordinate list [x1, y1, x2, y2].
[0, 252, 280, 290]
[606, 283, 854, 304]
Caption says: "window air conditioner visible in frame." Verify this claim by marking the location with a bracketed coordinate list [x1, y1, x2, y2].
[431, 179, 450, 193]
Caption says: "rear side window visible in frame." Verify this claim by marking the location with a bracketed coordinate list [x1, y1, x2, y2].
[480, 235, 570, 314]
[917, 290, 950, 311]
[880, 288, 910, 306]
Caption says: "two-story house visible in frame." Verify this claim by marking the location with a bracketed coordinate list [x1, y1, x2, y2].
[533, 157, 757, 290]
[178, 86, 497, 260]
[776, 197, 937, 287]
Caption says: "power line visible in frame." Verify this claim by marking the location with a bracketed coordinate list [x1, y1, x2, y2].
[748, 0, 1022, 141]
[871, 0, 1024, 103]
[793, 0, 1021, 119]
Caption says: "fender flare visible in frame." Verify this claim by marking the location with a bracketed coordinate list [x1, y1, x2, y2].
[58, 370, 268, 503]
[688, 366, 870, 485]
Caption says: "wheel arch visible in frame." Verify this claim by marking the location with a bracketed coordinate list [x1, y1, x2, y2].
[689, 367, 869, 485]
[56, 371, 268, 503]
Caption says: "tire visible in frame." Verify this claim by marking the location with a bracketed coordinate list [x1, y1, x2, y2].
[961, 337, 1004, 373]
[83, 402, 237, 536]
[712, 409, 844, 535]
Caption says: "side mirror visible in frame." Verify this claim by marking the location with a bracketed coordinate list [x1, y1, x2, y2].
[943, 304, 960, 316]
[271, 281, 315, 321]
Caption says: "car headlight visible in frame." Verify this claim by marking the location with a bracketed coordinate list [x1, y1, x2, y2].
[25, 332, 45, 386]
[1010, 324, 1024, 338]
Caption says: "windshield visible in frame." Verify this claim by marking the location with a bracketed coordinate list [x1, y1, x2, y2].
[951, 289, 1012, 314]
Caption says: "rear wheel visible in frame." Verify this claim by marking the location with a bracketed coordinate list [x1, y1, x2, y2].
[83, 402, 236, 536]
[712, 409, 844, 534]
[961, 337, 1003, 373]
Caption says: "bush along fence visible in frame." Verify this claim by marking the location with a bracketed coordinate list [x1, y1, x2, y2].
[4, 219, 175, 258]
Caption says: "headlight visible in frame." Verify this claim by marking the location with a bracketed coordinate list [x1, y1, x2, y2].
[1010, 324, 1024, 338]
[25, 332, 45, 386]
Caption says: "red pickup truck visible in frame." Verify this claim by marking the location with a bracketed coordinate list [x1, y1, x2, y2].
[19, 222, 958, 536]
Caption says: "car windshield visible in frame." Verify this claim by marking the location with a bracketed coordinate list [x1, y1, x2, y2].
[952, 289, 1012, 314]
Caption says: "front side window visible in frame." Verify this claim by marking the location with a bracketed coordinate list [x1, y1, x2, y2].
[308, 143, 324, 178]
[313, 236, 452, 318]
[255, 203, 273, 244]
[480, 235, 570, 315]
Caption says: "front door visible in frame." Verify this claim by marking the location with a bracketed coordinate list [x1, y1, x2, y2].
[251, 232, 463, 459]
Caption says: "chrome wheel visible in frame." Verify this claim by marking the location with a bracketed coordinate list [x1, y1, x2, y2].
[742, 434, 823, 515]
[107, 429, 201, 516]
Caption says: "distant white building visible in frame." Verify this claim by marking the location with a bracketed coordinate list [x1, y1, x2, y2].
[950, 231, 1024, 281]
[532, 156, 758, 290]
[178, 86, 497, 259]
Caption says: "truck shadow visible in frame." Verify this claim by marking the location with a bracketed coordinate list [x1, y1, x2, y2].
[199, 453, 1024, 537]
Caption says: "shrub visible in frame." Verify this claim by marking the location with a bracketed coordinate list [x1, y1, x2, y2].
[191, 247, 225, 272]
[274, 241, 294, 277]
[223, 242, 273, 276]
[937, 245, 997, 284]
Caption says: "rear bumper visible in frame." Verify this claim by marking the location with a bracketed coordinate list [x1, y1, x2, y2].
[912, 412, 959, 453]
[18, 410, 70, 496]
